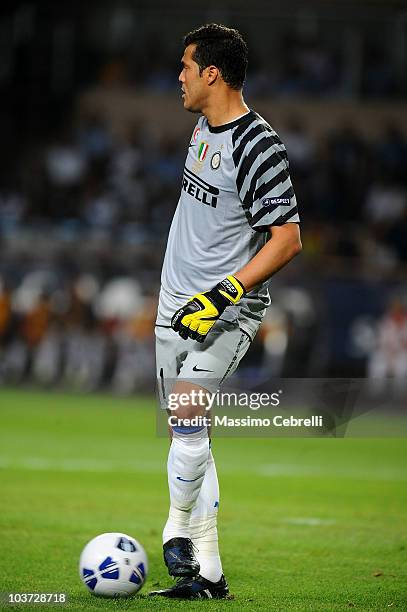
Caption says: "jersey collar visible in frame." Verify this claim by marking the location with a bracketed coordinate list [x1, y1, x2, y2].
[207, 110, 256, 133]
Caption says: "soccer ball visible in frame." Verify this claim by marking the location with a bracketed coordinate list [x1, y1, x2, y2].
[79, 532, 148, 598]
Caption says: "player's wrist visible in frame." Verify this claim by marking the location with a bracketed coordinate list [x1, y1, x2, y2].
[227, 275, 247, 297]
[214, 275, 246, 306]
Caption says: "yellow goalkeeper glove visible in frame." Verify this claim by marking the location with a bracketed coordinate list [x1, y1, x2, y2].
[171, 275, 246, 342]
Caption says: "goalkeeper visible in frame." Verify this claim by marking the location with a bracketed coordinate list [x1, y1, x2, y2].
[152, 23, 302, 600]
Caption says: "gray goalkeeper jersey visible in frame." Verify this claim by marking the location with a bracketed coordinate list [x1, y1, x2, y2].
[157, 110, 300, 339]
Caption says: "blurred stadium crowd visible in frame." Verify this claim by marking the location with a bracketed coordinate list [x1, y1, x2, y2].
[1, 1, 407, 392]
[2, 111, 407, 263]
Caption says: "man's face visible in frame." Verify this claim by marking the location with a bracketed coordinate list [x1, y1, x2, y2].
[179, 44, 207, 113]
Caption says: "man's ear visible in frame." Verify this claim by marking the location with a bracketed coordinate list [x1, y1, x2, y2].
[205, 65, 219, 86]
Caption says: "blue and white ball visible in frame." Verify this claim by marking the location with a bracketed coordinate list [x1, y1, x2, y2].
[79, 532, 148, 598]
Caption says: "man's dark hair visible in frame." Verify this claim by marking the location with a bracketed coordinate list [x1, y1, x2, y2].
[184, 24, 248, 90]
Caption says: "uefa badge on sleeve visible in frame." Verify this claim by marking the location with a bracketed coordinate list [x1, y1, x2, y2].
[211, 151, 221, 170]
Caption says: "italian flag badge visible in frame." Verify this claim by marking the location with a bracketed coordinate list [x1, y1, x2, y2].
[198, 142, 209, 162]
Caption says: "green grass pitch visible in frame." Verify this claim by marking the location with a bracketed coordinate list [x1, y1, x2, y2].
[0, 388, 406, 611]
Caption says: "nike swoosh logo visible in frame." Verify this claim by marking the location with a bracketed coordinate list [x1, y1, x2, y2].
[176, 476, 200, 482]
[192, 365, 214, 372]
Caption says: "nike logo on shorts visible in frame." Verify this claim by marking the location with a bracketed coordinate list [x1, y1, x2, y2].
[192, 365, 214, 372]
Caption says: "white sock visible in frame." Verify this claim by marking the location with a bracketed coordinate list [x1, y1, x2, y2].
[163, 429, 209, 544]
[190, 449, 223, 583]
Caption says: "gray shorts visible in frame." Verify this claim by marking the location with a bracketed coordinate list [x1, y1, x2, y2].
[155, 320, 254, 402]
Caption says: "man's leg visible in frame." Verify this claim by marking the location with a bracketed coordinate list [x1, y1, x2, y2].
[163, 430, 209, 541]
[190, 448, 223, 583]
[162, 381, 210, 577]
[152, 322, 251, 598]
[153, 445, 229, 602]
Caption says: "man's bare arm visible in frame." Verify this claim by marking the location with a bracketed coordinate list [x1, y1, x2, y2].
[234, 223, 302, 293]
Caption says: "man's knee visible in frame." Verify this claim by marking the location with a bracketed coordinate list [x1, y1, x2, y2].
[168, 381, 210, 435]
